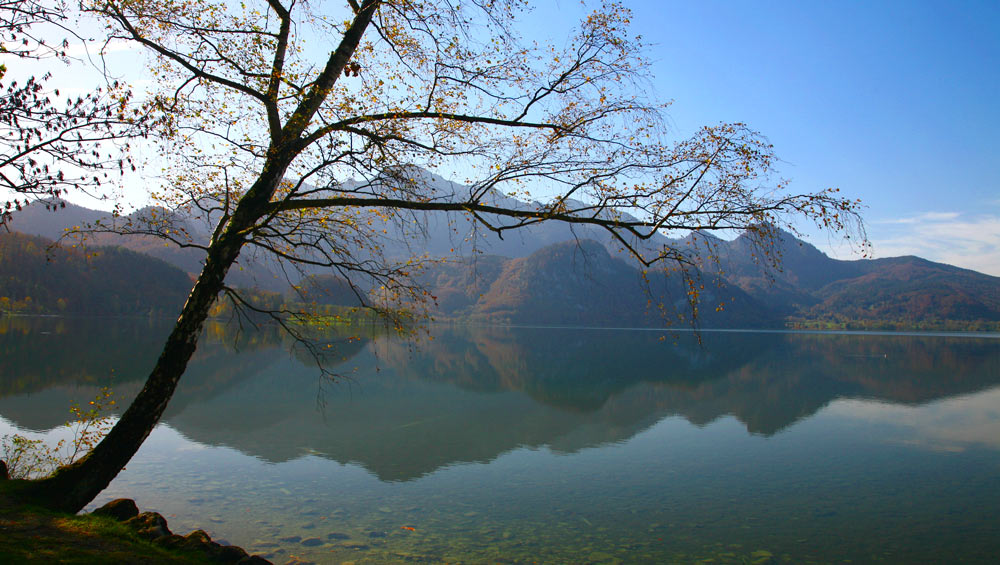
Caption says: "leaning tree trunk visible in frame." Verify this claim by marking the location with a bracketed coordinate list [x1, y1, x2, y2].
[21, 0, 377, 512]
[27, 227, 247, 513]
[27, 149, 299, 512]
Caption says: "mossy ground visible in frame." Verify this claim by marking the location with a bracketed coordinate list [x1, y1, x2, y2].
[0, 480, 214, 564]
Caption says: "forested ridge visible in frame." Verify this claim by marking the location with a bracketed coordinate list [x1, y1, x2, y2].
[4, 225, 1000, 331]
[0, 232, 191, 316]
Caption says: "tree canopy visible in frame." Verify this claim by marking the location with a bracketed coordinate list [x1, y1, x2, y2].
[0, 0, 148, 225]
[94, 0, 863, 304]
[16, 0, 864, 513]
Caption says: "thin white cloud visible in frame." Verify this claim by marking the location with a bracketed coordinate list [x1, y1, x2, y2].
[866, 211, 1000, 276]
[878, 211, 961, 224]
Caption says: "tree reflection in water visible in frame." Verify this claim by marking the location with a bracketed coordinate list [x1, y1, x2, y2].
[2, 318, 998, 480]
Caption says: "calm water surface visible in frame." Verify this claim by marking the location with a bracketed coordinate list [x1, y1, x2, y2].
[2, 317, 999, 564]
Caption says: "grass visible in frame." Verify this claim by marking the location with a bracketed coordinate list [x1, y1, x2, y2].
[0, 480, 216, 564]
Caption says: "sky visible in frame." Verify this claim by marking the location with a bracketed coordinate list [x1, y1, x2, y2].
[16, 0, 1000, 276]
[617, 0, 1000, 275]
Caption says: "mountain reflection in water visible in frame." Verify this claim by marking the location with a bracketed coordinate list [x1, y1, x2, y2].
[1, 317, 999, 482]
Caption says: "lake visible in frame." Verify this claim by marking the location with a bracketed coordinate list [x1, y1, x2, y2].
[2, 317, 1000, 563]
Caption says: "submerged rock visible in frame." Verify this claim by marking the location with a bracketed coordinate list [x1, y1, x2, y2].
[236, 557, 272, 564]
[252, 540, 280, 548]
[300, 537, 324, 547]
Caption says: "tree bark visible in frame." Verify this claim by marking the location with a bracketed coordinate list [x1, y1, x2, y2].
[27, 230, 245, 512]
[28, 152, 298, 511]
[21, 1, 379, 514]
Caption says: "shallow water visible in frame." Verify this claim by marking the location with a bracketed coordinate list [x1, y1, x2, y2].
[2, 317, 1000, 563]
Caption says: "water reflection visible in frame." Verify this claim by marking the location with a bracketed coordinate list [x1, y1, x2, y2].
[828, 387, 1000, 452]
[2, 317, 999, 482]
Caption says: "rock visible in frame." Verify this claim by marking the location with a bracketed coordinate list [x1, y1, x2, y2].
[326, 532, 350, 540]
[209, 544, 251, 563]
[174, 530, 255, 564]
[300, 537, 324, 547]
[185, 529, 214, 546]
[367, 531, 387, 539]
[91, 498, 140, 522]
[0, 460, 8, 480]
[118, 503, 271, 564]
[153, 534, 187, 549]
[125, 512, 172, 540]
[278, 535, 302, 543]
[236, 556, 272, 565]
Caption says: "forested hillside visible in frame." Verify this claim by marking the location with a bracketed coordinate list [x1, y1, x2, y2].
[417, 240, 776, 328]
[0, 232, 192, 316]
[6, 199, 1000, 330]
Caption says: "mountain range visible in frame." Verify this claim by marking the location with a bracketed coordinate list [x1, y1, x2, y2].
[3, 181, 999, 329]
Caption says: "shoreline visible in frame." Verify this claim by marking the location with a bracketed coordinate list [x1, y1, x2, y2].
[0, 480, 270, 564]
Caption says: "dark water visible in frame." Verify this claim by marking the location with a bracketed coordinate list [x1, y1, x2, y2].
[2, 317, 1000, 563]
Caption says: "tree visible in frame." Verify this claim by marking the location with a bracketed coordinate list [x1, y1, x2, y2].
[24, 0, 864, 512]
[0, 0, 148, 226]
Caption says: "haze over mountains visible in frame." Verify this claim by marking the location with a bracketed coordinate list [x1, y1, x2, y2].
[3, 176, 1000, 329]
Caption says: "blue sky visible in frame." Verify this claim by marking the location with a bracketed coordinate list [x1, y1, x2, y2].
[619, 0, 1000, 274]
[31, 0, 1000, 275]
[531, 0, 999, 274]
